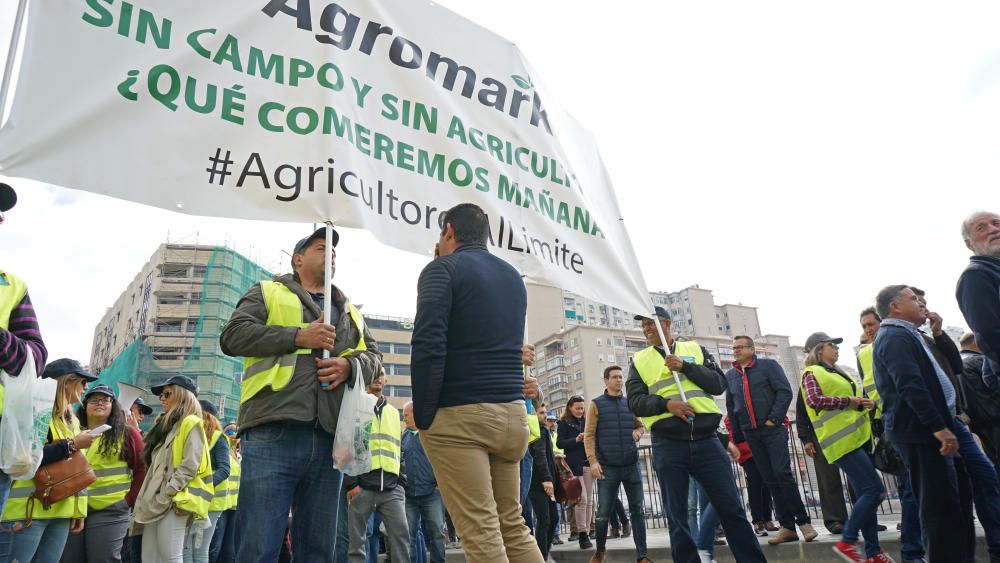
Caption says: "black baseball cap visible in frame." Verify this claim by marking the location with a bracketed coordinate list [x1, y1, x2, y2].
[132, 397, 154, 415]
[0, 183, 15, 212]
[198, 399, 218, 417]
[151, 375, 197, 397]
[804, 332, 844, 351]
[42, 358, 98, 381]
[634, 306, 671, 321]
[83, 384, 116, 401]
[293, 227, 338, 255]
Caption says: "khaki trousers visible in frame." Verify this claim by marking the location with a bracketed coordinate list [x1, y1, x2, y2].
[421, 402, 544, 563]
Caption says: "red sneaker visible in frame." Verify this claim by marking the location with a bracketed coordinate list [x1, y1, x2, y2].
[832, 541, 864, 563]
[865, 552, 896, 563]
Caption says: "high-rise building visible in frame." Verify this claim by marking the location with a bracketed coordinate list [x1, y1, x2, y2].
[366, 314, 416, 411]
[91, 244, 272, 422]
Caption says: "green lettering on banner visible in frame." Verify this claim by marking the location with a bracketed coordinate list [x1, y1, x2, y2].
[82, 0, 172, 49]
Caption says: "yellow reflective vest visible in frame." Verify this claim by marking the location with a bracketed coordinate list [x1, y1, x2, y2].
[207, 431, 229, 513]
[370, 402, 401, 476]
[800, 364, 872, 463]
[171, 415, 214, 520]
[634, 340, 721, 430]
[225, 451, 240, 510]
[0, 269, 28, 416]
[551, 432, 564, 455]
[241, 281, 367, 404]
[84, 432, 132, 511]
[3, 416, 88, 522]
[857, 344, 882, 419]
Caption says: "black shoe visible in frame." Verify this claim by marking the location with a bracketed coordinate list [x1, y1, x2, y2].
[579, 532, 593, 550]
[876, 523, 887, 532]
[827, 522, 844, 534]
[569, 532, 579, 542]
[553, 536, 564, 545]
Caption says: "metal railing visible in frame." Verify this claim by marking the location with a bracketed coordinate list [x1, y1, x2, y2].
[556, 426, 900, 534]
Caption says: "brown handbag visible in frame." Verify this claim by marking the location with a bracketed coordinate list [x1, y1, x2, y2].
[30, 449, 96, 521]
[556, 458, 582, 503]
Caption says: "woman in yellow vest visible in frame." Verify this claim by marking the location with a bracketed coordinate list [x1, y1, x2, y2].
[132, 375, 213, 563]
[0, 358, 97, 563]
[183, 400, 230, 563]
[61, 383, 145, 563]
[800, 333, 889, 563]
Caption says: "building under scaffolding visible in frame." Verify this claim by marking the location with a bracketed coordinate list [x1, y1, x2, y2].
[90, 244, 273, 425]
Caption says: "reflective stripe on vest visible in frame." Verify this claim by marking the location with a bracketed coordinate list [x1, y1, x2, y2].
[84, 433, 132, 511]
[3, 417, 88, 522]
[0, 270, 27, 417]
[370, 403, 401, 475]
[634, 341, 721, 430]
[241, 281, 367, 404]
[800, 364, 872, 463]
[207, 431, 229, 512]
[857, 344, 882, 419]
[171, 415, 214, 520]
[225, 454, 240, 510]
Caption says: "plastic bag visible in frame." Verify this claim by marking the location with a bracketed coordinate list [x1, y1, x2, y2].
[331, 363, 375, 476]
[0, 352, 58, 479]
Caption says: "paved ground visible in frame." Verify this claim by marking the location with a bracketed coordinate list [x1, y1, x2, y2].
[443, 515, 990, 562]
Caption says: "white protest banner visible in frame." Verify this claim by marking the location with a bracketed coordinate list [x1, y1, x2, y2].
[0, 0, 652, 314]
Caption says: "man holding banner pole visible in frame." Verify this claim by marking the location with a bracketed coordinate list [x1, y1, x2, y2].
[412, 203, 544, 563]
[220, 226, 381, 563]
[626, 307, 766, 563]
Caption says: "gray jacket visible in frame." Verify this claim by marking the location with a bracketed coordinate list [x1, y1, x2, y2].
[220, 273, 382, 435]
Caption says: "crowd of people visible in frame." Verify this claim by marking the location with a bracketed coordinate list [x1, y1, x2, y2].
[2, 180, 1000, 563]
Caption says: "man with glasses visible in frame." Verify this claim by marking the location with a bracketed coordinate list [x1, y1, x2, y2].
[0, 182, 48, 516]
[725, 336, 817, 545]
[626, 306, 766, 563]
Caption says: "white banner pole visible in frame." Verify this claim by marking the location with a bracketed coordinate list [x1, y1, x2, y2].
[323, 220, 334, 361]
[0, 0, 28, 124]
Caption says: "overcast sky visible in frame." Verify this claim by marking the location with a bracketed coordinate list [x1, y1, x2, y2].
[1, 1, 997, 364]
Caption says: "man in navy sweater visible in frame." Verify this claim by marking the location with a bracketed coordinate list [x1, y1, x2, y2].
[411, 203, 543, 563]
[725, 336, 816, 545]
[957, 211, 1000, 393]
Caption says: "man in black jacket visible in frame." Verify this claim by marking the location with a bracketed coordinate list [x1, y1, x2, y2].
[960, 332, 1000, 473]
[726, 336, 816, 544]
[957, 211, 1000, 393]
[411, 203, 543, 563]
[627, 307, 765, 563]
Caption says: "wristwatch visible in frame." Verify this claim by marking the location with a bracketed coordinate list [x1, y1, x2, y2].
[66, 438, 77, 454]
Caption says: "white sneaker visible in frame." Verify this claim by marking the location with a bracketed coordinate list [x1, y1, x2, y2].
[698, 549, 717, 563]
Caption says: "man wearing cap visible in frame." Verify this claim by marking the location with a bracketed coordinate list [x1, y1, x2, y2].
[221, 227, 382, 563]
[130, 398, 153, 431]
[626, 307, 766, 563]
[0, 183, 48, 513]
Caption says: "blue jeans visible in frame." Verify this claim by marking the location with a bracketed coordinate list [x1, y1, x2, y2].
[832, 447, 884, 558]
[0, 518, 70, 563]
[594, 462, 647, 557]
[955, 419, 1000, 558]
[336, 485, 350, 563]
[406, 491, 446, 563]
[686, 480, 708, 537]
[696, 503, 720, 555]
[520, 450, 534, 530]
[895, 473, 924, 560]
[651, 435, 766, 563]
[0, 472, 10, 518]
[235, 421, 344, 563]
[366, 513, 382, 563]
[209, 509, 238, 563]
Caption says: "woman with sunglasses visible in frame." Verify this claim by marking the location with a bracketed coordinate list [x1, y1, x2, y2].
[0, 359, 98, 563]
[557, 395, 594, 551]
[800, 333, 891, 563]
[61, 384, 146, 563]
[132, 376, 213, 563]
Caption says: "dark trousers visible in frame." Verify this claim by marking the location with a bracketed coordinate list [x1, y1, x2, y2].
[811, 446, 848, 526]
[975, 425, 1000, 477]
[594, 463, 647, 558]
[900, 440, 973, 563]
[742, 457, 773, 524]
[896, 473, 924, 560]
[955, 419, 1000, 558]
[746, 425, 810, 529]
[609, 498, 628, 530]
[651, 435, 766, 563]
[209, 509, 238, 563]
[527, 484, 558, 559]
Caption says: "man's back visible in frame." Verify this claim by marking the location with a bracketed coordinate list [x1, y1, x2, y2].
[411, 242, 526, 429]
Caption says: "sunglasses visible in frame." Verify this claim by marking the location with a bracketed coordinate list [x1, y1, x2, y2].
[87, 397, 113, 405]
[159, 391, 173, 399]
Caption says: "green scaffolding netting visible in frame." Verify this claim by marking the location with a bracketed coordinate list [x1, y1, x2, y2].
[96, 246, 272, 430]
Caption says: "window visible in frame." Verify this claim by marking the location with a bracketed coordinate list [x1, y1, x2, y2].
[191, 265, 207, 278]
[162, 264, 189, 278]
[394, 343, 411, 355]
[158, 292, 187, 305]
[387, 385, 412, 397]
[155, 320, 183, 333]
[570, 353, 581, 365]
[187, 318, 200, 332]
[574, 372, 582, 381]
[614, 336, 625, 347]
[387, 363, 411, 376]
[596, 338, 602, 346]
